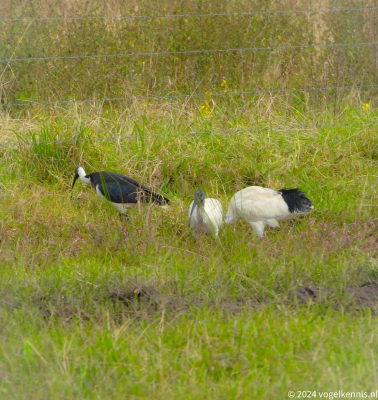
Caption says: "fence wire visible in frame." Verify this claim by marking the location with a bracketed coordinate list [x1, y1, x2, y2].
[1, 41, 377, 64]
[2, 84, 377, 109]
[1, 4, 377, 148]
[0, 6, 377, 23]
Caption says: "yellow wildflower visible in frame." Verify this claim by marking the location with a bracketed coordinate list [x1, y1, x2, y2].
[199, 101, 213, 116]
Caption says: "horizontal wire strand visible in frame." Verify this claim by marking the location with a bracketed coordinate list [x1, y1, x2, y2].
[0, 6, 377, 23]
[1, 6, 376, 142]
[1, 41, 378, 64]
[1, 84, 377, 108]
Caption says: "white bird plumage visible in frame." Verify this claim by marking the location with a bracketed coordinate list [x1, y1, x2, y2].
[188, 190, 223, 238]
[224, 186, 313, 237]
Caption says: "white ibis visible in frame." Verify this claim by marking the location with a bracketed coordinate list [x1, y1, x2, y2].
[188, 189, 223, 238]
[224, 186, 313, 237]
[72, 166, 170, 213]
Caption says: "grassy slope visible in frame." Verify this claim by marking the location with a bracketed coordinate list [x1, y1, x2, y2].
[0, 101, 377, 398]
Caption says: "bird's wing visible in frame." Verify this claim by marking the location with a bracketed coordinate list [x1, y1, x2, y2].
[203, 199, 223, 228]
[115, 175, 170, 205]
[96, 172, 169, 205]
[233, 188, 289, 221]
[188, 201, 197, 227]
[97, 180, 143, 203]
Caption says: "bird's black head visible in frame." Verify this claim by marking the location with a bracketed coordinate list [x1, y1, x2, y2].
[279, 188, 313, 213]
[194, 189, 205, 206]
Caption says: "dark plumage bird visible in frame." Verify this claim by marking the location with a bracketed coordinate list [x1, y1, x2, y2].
[72, 166, 170, 213]
[224, 186, 313, 237]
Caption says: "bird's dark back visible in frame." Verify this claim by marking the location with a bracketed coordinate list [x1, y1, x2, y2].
[90, 171, 169, 205]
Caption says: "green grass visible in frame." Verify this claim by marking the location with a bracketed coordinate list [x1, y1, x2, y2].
[0, 98, 377, 399]
[0, 1, 377, 396]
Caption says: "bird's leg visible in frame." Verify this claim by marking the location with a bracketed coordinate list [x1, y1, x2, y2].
[119, 212, 131, 221]
[145, 204, 153, 231]
[118, 212, 130, 239]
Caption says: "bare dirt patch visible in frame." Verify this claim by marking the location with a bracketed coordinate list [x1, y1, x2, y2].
[292, 282, 378, 310]
[106, 281, 378, 316]
[3, 280, 378, 326]
[107, 285, 260, 314]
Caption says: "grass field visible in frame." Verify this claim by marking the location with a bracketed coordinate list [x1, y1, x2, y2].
[0, 99, 377, 399]
[0, 0, 378, 398]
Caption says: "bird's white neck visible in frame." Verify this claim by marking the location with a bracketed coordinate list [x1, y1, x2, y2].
[77, 167, 91, 184]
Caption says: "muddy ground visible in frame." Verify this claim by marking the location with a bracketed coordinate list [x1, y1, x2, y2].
[2, 281, 378, 324]
[291, 282, 378, 310]
[108, 281, 378, 312]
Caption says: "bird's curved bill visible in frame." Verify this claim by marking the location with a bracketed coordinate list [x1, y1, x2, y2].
[72, 172, 79, 189]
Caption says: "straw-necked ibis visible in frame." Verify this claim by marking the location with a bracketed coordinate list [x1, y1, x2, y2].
[72, 166, 170, 213]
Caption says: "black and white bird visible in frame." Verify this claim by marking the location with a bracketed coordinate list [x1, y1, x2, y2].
[72, 166, 170, 213]
[224, 186, 313, 237]
[188, 189, 223, 238]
